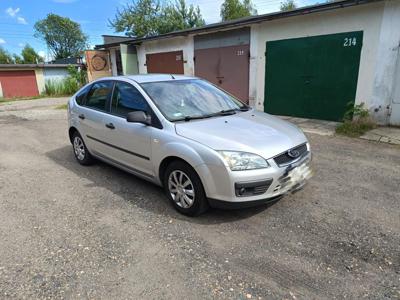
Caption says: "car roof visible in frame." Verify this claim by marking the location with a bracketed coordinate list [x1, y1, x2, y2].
[96, 74, 197, 84]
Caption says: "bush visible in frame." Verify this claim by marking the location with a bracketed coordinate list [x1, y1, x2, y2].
[44, 65, 87, 96]
[45, 78, 79, 96]
[336, 102, 376, 137]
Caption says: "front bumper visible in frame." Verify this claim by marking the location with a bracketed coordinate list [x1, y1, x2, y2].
[195, 152, 312, 207]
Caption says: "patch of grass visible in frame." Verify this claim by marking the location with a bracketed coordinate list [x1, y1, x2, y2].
[55, 103, 68, 110]
[45, 78, 79, 97]
[336, 102, 376, 137]
[336, 119, 376, 137]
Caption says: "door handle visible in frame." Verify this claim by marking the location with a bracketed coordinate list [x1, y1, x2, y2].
[78, 114, 85, 120]
[105, 123, 115, 129]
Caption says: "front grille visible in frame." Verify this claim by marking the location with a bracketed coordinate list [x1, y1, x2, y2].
[274, 143, 308, 166]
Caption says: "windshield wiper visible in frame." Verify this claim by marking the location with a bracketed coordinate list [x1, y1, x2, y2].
[172, 115, 213, 122]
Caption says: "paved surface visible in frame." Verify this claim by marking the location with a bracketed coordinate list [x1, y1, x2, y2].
[278, 116, 338, 136]
[0, 100, 399, 299]
[361, 127, 400, 145]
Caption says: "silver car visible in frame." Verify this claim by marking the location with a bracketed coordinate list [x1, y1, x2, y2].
[68, 74, 312, 216]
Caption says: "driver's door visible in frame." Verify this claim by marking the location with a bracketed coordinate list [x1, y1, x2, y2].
[101, 81, 154, 177]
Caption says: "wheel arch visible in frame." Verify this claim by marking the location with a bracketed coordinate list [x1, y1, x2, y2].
[68, 126, 79, 144]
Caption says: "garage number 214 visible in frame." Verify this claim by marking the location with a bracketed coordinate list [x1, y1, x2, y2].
[343, 37, 357, 47]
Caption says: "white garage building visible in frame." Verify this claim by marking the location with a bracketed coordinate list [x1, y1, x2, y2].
[96, 0, 400, 125]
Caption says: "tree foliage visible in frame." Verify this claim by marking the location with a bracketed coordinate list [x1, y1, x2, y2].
[110, 0, 205, 38]
[0, 47, 14, 64]
[220, 0, 257, 21]
[280, 0, 297, 11]
[34, 14, 88, 59]
[21, 44, 44, 63]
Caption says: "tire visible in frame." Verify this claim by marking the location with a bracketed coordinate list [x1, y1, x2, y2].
[163, 161, 209, 216]
[72, 131, 94, 165]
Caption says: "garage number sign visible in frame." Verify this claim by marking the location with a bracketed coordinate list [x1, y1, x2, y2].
[343, 37, 357, 47]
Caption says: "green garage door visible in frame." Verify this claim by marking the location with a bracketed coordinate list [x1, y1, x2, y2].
[264, 31, 363, 121]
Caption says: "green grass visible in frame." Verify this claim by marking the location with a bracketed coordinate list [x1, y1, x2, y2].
[336, 118, 376, 137]
[55, 103, 68, 110]
[45, 78, 79, 97]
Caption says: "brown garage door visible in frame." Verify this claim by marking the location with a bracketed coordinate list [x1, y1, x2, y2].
[194, 44, 250, 103]
[0, 70, 39, 98]
[146, 51, 184, 74]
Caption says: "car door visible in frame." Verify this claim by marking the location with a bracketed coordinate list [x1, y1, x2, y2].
[78, 81, 114, 156]
[101, 81, 154, 177]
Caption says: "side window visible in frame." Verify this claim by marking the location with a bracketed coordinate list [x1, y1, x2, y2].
[111, 82, 149, 117]
[75, 86, 89, 105]
[85, 81, 113, 111]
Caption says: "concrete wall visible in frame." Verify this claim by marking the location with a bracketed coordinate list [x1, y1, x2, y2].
[35, 68, 46, 94]
[120, 44, 139, 75]
[251, 1, 387, 119]
[136, 36, 194, 75]
[43, 67, 69, 82]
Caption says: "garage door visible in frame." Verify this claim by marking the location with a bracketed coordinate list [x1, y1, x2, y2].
[264, 31, 363, 121]
[146, 51, 184, 74]
[194, 28, 250, 103]
[195, 45, 250, 103]
[0, 70, 39, 98]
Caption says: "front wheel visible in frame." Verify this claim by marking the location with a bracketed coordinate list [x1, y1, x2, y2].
[164, 161, 209, 216]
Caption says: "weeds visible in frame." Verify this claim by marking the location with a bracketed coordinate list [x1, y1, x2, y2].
[44, 65, 87, 96]
[336, 102, 376, 137]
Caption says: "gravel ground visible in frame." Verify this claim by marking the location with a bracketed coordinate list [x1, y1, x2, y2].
[0, 99, 399, 299]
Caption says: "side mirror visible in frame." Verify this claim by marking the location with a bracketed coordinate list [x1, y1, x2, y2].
[126, 111, 151, 125]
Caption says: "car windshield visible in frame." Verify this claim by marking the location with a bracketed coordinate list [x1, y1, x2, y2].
[140, 79, 248, 121]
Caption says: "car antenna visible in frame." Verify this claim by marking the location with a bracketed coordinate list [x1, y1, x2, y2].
[170, 74, 175, 79]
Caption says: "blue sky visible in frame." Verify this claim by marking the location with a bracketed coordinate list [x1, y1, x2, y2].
[0, 0, 317, 60]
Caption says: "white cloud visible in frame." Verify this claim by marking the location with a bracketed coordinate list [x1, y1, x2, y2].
[5, 7, 20, 17]
[17, 16, 27, 24]
[38, 51, 46, 58]
[18, 43, 25, 47]
[0, 38, 6, 44]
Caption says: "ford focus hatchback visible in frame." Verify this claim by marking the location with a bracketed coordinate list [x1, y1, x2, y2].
[68, 75, 312, 216]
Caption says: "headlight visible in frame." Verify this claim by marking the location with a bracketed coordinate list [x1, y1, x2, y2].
[217, 151, 270, 171]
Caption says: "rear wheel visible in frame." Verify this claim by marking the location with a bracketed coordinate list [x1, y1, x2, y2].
[164, 161, 209, 216]
[72, 131, 94, 165]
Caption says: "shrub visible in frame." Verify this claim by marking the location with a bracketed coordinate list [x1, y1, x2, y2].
[336, 102, 376, 137]
[44, 66, 87, 96]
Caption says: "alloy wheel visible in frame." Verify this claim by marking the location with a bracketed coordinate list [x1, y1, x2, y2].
[168, 170, 195, 208]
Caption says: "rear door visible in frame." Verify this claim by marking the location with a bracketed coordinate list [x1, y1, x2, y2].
[101, 81, 153, 177]
[79, 81, 114, 155]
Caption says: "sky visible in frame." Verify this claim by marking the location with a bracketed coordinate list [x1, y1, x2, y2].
[0, 0, 317, 61]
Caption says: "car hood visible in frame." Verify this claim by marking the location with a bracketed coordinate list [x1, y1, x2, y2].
[175, 110, 307, 159]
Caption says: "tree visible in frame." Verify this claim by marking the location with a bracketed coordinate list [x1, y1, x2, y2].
[160, 0, 205, 33]
[220, 0, 257, 21]
[0, 47, 13, 64]
[34, 14, 88, 59]
[110, 0, 205, 38]
[13, 54, 23, 64]
[21, 44, 44, 63]
[280, 0, 297, 11]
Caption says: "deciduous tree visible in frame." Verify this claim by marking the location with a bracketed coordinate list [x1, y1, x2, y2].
[280, 0, 297, 11]
[21, 44, 44, 63]
[110, 0, 205, 38]
[34, 14, 88, 59]
[220, 0, 257, 21]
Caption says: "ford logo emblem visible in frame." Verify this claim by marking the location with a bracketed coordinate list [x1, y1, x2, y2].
[287, 149, 300, 158]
